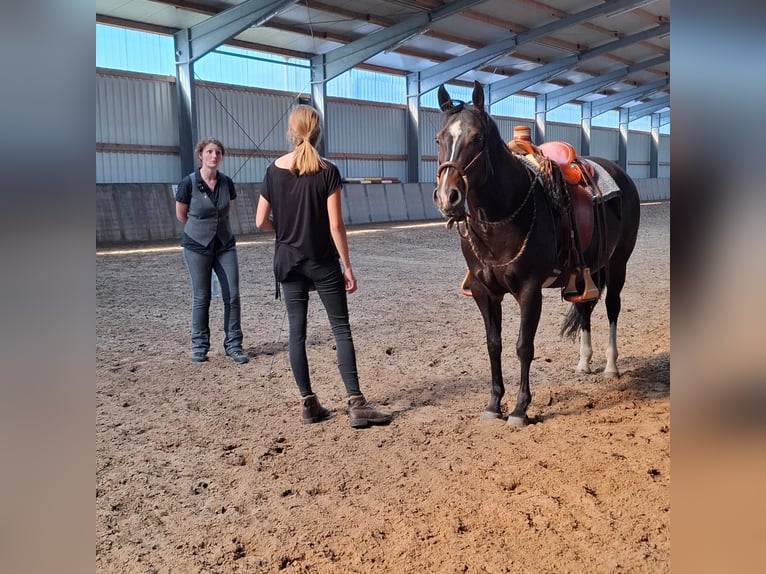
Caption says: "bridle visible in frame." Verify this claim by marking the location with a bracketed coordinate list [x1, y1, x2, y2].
[435, 148, 487, 227]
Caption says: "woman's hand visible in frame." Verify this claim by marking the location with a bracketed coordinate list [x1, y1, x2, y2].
[343, 267, 357, 294]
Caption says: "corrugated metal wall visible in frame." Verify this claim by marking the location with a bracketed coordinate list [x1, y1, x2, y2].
[96, 73, 177, 146]
[196, 85, 294, 152]
[659, 135, 670, 178]
[627, 132, 652, 180]
[96, 70, 670, 186]
[591, 129, 620, 160]
[327, 100, 407, 179]
[544, 124, 582, 152]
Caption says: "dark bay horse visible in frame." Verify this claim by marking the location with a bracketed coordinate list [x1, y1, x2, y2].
[433, 82, 640, 426]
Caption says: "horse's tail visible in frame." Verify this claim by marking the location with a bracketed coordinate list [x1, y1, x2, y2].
[560, 304, 581, 341]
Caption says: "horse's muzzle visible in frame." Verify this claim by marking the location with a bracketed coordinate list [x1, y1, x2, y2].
[433, 178, 466, 221]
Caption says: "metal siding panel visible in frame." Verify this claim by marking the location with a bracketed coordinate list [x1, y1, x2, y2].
[96, 74, 176, 146]
[628, 132, 651, 162]
[343, 160, 386, 179]
[420, 110, 442, 157]
[327, 101, 405, 156]
[383, 161, 407, 181]
[544, 124, 580, 151]
[421, 160, 437, 183]
[659, 134, 670, 164]
[627, 165, 650, 180]
[590, 128, 619, 160]
[96, 152, 179, 184]
[197, 86, 294, 157]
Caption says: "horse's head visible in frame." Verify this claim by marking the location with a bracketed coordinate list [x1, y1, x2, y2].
[433, 81, 492, 224]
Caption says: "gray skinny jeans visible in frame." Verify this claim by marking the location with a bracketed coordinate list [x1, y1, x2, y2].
[182, 246, 243, 354]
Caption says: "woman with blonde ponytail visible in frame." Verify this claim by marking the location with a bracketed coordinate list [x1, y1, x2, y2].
[256, 105, 391, 429]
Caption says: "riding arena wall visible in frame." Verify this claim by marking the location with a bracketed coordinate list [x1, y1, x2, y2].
[96, 69, 670, 246]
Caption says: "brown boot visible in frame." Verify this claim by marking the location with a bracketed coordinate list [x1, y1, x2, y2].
[301, 394, 332, 424]
[347, 395, 392, 429]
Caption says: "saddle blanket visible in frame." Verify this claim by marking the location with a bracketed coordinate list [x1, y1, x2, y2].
[583, 159, 620, 201]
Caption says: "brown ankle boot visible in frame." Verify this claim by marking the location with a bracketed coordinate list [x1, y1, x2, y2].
[301, 394, 332, 424]
[347, 395, 392, 428]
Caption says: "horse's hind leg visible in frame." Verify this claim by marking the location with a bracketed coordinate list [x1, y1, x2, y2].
[604, 263, 628, 377]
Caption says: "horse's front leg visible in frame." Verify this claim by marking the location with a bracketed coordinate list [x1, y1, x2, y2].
[508, 287, 543, 426]
[475, 294, 504, 420]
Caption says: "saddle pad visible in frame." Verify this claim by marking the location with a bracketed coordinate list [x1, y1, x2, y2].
[582, 159, 621, 200]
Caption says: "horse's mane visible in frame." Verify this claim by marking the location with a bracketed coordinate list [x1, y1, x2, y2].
[466, 103, 570, 213]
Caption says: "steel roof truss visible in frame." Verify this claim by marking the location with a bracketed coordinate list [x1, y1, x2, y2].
[418, 0, 649, 95]
[544, 54, 668, 111]
[590, 78, 668, 116]
[488, 22, 669, 105]
[628, 95, 670, 121]
[182, 0, 298, 63]
[315, 0, 488, 83]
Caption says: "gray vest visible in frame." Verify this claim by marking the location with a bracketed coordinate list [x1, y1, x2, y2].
[183, 171, 234, 246]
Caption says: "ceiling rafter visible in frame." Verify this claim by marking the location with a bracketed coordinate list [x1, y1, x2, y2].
[97, 0, 669, 109]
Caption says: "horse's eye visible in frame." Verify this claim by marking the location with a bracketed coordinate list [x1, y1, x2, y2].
[473, 135, 483, 143]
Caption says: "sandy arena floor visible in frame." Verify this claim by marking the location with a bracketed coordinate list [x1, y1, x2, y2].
[97, 202, 669, 573]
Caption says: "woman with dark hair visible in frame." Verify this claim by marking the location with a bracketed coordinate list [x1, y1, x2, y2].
[256, 106, 391, 429]
[175, 137, 248, 365]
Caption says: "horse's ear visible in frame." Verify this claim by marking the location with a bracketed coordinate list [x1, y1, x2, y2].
[472, 81, 485, 111]
[438, 84, 452, 112]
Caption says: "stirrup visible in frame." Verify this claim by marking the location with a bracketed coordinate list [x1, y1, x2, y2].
[562, 267, 600, 303]
[460, 269, 472, 297]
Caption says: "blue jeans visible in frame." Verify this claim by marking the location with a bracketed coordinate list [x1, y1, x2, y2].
[182, 246, 243, 354]
[280, 259, 361, 398]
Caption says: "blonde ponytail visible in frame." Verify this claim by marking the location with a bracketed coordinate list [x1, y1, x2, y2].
[288, 105, 326, 176]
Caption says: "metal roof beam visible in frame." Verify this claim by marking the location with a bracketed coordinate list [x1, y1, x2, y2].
[418, 0, 648, 94]
[658, 110, 670, 126]
[590, 78, 668, 116]
[314, 0, 488, 83]
[543, 54, 668, 111]
[628, 95, 670, 121]
[488, 22, 669, 104]
[180, 0, 298, 62]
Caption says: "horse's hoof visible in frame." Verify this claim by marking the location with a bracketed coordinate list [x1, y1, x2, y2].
[603, 369, 620, 378]
[576, 364, 592, 374]
[481, 410, 503, 421]
[506, 415, 528, 427]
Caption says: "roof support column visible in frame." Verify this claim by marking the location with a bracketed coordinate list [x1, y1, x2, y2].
[406, 73, 422, 184]
[650, 113, 660, 178]
[174, 29, 197, 176]
[535, 94, 547, 144]
[310, 54, 328, 158]
[618, 107, 629, 172]
[580, 102, 592, 156]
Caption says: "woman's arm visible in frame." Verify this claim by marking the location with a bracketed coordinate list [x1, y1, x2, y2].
[327, 188, 357, 294]
[255, 195, 274, 231]
[175, 201, 189, 224]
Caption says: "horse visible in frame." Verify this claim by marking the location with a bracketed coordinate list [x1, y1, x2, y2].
[433, 81, 640, 426]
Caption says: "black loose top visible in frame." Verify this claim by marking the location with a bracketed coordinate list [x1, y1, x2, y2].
[260, 161, 342, 282]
